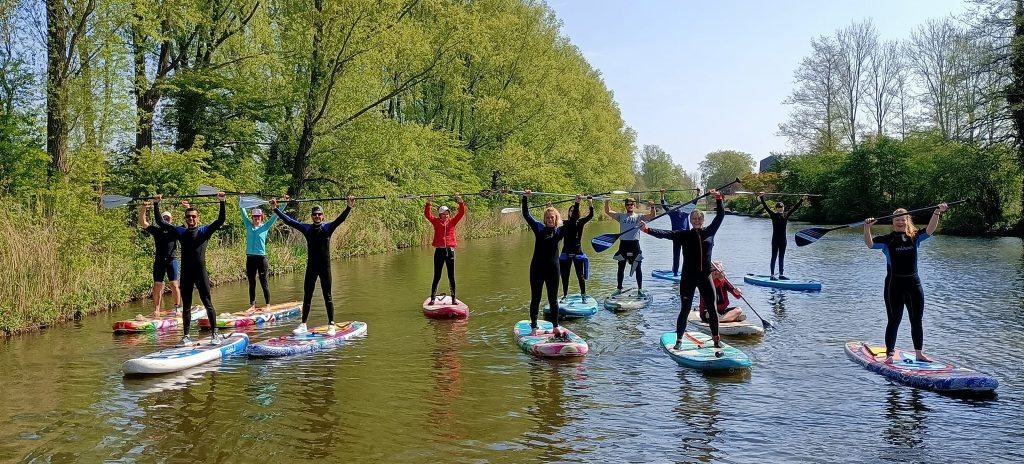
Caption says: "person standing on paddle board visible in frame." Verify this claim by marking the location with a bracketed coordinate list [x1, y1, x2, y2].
[758, 192, 806, 280]
[522, 191, 567, 338]
[701, 261, 745, 323]
[559, 194, 594, 301]
[604, 197, 657, 293]
[661, 189, 692, 277]
[153, 192, 227, 346]
[240, 201, 278, 312]
[425, 193, 466, 305]
[863, 202, 948, 364]
[640, 189, 725, 350]
[139, 203, 182, 317]
[270, 195, 354, 336]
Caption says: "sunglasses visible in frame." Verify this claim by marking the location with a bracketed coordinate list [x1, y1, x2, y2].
[312, 212, 324, 216]
[185, 215, 198, 219]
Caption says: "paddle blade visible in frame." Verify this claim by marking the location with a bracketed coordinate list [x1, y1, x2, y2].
[591, 233, 619, 253]
[500, 207, 519, 214]
[197, 184, 220, 196]
[100, 194, 134, 208]
[794, 227, 828, 247]
[609, 190, 629, 195]
[239, 195, 268, 209]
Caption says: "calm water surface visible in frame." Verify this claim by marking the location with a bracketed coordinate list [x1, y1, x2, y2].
[1, 214, 1022, 462]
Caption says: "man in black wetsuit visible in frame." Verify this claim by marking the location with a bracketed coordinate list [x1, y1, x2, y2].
[139, 203, 182, 317]
[153, 192, 227, 346]
[758, 193, 806, 280]
[270, 195, 355, 336]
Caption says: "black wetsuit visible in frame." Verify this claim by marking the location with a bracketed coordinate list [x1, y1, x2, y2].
[872, 230, 931, 354]
[154, 201, 226, 335]
[523, 196, 564, 329]
[559, 204, 593, 297]
[142, 224, 179, 282]
[759, 196, 803, 276]
[645, 197, 725, 340]
[275, 207, 351, 324]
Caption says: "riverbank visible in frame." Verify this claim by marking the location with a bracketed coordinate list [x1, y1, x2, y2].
[0, 204, 522, 336]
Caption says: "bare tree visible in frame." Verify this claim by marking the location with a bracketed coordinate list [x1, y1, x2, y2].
[835, 19, 877, 147]
[864, 40, 903, 136]
[778, 35, 844, 153]
[907, 17, 964, 138]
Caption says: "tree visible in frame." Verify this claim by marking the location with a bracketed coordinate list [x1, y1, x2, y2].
[835, 19, 877, 147]
[779, 35, 844, 153]
[632, 144, 696, 192]
[865, 40, 903, 136]
[45, 0, 96, 182]
[698, 150, 754, 189]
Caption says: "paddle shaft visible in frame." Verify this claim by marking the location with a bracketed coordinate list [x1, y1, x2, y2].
[620, 178, 741, 237]
[854, 199, 967, 227]
[291, 196, 386, 202]
[710, 262, 772, 330]
[735, 191, 822, 197]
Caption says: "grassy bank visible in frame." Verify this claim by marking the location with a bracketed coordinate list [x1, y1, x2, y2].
[0, 197, 524, 336]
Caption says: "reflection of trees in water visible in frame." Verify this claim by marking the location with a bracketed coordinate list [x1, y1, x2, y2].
[527, 359, 583, 463]
[671, 370, 722, 463]
[295, 369, 339, 458]
[161, 372, 220, 462]
[883, 387, 931, 448]
[426, 319, 468, 440]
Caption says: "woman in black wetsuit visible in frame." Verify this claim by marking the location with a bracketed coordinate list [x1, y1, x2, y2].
[521, 190, 566, 338]
[758, 193, 806, 280]
[559, 194, 594, 301]
[641, 190, 725, 350]
[864, 202, 948, 364]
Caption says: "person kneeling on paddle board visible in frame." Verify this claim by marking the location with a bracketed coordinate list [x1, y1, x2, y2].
[270, 195, 354, 336]
[139, 202, 182, 317]
[758, 192, 806, 280]
[661, 189, 692, 276]
[641, 189, 726, 350]
[522, 191, 568, 339]
[604, 197, 657, 294]
[153, 192, 227, 347]
[559, 194, 594, 302]
[700, 261, 745, 323]
[863, 202, 947, 364]
[425, 193, 466, 305]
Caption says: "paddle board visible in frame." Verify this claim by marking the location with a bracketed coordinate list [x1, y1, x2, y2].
[247, 322, 368, 358]
[513, 320, 588, 358]
[844, 341, 998, 393]
[687, 310, 764, 336]
[743, 274, 822, 291]
[660, 332, 751, 372]
[544, 293, 598, 318]
[422, 296, 469, 319]
[603, 288, 652, 311]
[651, 270, 683, 283]
[198, 301, 302, 330]
[113, 306, 206, 334]
[122, 333, 249, 375]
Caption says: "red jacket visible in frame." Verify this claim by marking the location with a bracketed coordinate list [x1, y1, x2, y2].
[425, 202, 466, 248]
[700, 274, 741, 314]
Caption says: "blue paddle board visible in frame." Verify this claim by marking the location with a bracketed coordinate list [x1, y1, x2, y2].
[845, 341, 997, 393]
[651, 270, 682, 283]
[544, 294, 598, 318]
[660, 332, 751, 372]
[743, 273, 822, 291]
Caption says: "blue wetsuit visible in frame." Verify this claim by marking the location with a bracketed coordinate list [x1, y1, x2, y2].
[274, 207, 350, 324]
[661, 197, 692, 275]
[872, 230, 930, 354]
[154, 201, 226, 335]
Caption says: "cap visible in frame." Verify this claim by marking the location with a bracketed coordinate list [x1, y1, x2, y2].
[438, 205, 450, 214]
[251, 208, 264, 216]
[311, 205, 324, 215]
[161, 211, 172, 219]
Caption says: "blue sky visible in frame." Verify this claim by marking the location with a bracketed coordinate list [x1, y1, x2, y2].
[547, 0, 971, 173]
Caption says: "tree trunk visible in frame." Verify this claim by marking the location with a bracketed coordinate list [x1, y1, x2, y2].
[46, 0, 70, 182]
[288, 9, 325, 201]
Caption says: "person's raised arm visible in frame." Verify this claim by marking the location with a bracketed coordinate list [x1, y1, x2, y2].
[240, 200, 253, 228]
[521, 191, 542, 230]
[757, 193, 772, 215]
[785, 196, 806, 219]
[603, 199, 617, 220]
[704, 191, 726, 235]
[580, 197, 595, 225]
[451, 194, 466, 225]
[204, 192, 227, 234]
[642, 200, 658, 221]
[327, 196, 354, 234]
[152, 195, 176, 232]
[271, 197, 303, 230]
[926, 202, 947, 236]
[863, 218, 877, 248]
[139, 201, 151, 229]
[660, 190, 670, 213]
[424, 195, 435, 222]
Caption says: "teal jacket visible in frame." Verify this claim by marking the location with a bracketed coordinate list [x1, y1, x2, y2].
[241, 206, 278, 256]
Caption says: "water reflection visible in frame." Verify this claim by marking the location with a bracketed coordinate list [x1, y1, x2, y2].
[672, 371, 721, 463]
[426, 319, 467, 441]
[883, 386, 930, 448]
[525, 360, 580, 462]
[296, 371, 340, 458]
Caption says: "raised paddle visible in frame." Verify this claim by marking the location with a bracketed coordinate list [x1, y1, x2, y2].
[794, 199, 966, 247]
[398, 190, 497, 200]
[591, 178, 741, 253]
[100, 190, 222, 209]
[734, 191, 823, 197]
[683, 332, 724, 358]
[710, 261, 774, 330]
[499, 191, 622, 214]
[629, 188, 701, 194]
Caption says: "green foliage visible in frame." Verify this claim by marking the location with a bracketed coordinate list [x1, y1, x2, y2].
[699, 150, 755, 189]
[0, 113, 48, 197]
[633, 145, 697, 198]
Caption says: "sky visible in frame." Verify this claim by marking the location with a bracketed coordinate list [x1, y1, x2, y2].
[546, 0, 971, 173]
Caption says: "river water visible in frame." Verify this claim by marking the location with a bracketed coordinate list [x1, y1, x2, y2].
[1, 214, 1021, 463]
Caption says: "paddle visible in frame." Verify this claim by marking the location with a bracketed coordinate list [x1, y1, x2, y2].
[683, 332, 724, 358]
[710, 261, 773, 330]
[100, 190, 219, 209]
[794, 199, 967, 247]
[735, 191, 822, 197]
[591, 178, 741, 253]
[289, 195, 387, 202]
[499, 191, 624, 214]
[630, 188, 701, 195]
[398, 190, 497, 200]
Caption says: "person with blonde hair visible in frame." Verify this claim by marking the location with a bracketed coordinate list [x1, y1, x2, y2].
[864, 202, 949, 364]
[521, 190, 567, 337]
